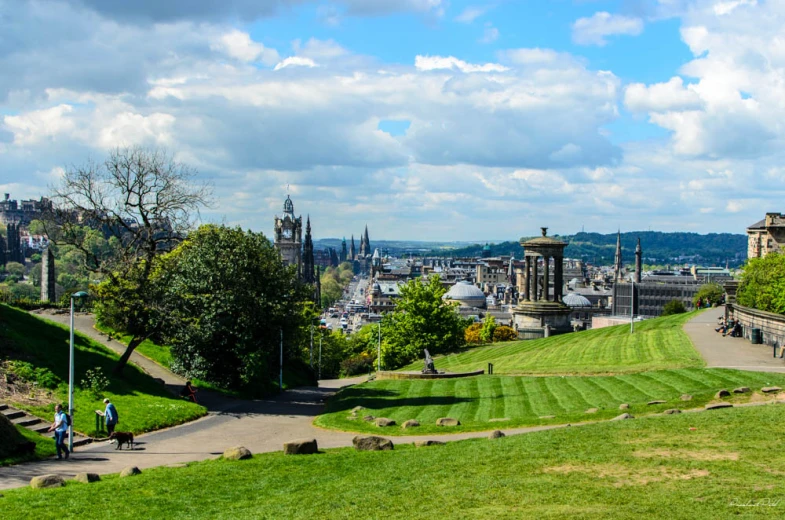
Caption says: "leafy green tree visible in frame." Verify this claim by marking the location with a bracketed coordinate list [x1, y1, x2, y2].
[381, 275, 469, 369]
[693, 283, 724, 307]
[4, 262, 24, 278]
[662, 300, 687, 316]
[157, 225, 309, 394]
[737, 253, 785, 314]
[480, 315, 496, 343]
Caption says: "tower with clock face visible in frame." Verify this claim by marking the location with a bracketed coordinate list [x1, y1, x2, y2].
[274, 195, 302, 274]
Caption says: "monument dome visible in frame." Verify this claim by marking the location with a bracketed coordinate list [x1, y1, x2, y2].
[443, 281, 487, 309]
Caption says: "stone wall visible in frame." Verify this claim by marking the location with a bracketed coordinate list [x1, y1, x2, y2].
[727, 303, 785, 348]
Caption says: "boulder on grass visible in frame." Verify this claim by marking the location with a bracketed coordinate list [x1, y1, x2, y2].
[619, 404, 630, 410]
[611, 413, 634, 421]
[436, 417, 461, 427]
[223, 446, 252, 460]
[351, 406, 365, 413]
[663, 409, 681, 415]
[762, 387, 782, 393]
[353, 436, 394, 451]
[120, 466, 141, 478]
[539, 415, 556, 419]
[733, 387, 750, 394]
[283, 439, 318, 455]
[488, 430, 505, 439]
[74, 472, 100, 483]
[715, 389, 731, 399]
[648, 400, 666, 405]
[375, 417, 396, 427]
[585, 408, 598, 414]
[363, 415, 376, 422]
[30, 474, 64, 489]
[414, 440, 445, 447]
[401, 419, 420, 429]
[680, 394, 693, 401]
[705, 403, 733, 410]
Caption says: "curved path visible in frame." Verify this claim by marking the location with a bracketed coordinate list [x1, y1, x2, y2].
[3, 308, 784, 490]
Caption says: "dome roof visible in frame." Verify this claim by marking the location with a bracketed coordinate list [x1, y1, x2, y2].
[443, 281, 486, 303]
[563, 293, 592, 308]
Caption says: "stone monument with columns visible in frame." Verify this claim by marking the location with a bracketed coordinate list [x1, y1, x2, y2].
[513, 227, 572, 338]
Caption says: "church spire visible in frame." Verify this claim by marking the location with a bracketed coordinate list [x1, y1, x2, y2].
[634, 237, 642, 284]
[349, 234, 356, 261]
[614, 230, 623, 282]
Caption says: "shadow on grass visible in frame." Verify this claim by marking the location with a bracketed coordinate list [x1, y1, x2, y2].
[324, 386, 474, 413]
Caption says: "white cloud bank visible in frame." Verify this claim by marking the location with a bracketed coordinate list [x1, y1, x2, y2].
[572, 12, 644, 46]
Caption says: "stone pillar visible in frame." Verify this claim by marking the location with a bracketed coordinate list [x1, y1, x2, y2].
[554, 256, 563, 303]
[532, 257, 538, 302]
[543, 256, 550, 302]
[524, 256, 531, 301]
[41, 247, 56, 303]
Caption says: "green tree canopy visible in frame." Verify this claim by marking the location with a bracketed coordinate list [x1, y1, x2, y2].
[381, 275, 469, 369]
[737, 253, 785, 314]
[157, 225, 309, 394]
[693, 283, 724, 307]
[662, 300, 687, 316]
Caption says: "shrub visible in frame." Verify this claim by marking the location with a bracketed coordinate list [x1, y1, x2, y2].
[662, 300, 687, 316]
[80, 367, 110, 395]
[7, 361, 60, 389]
[341, 353, 376, 376]
[480, 315, 496, 343]
[492, 326, 518, 342]
[465, 323, 483, 344]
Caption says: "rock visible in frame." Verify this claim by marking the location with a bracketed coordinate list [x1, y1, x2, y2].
[611, 413, 634, 421]
[30, 475, 64, 489]
[351, 406, 365, 413]
[436, 417, 461, 427]
[362, 415, 376, 422]
[120, 466, 142, 478]
[705, 403, 733, 410]
[283, 439, 318, 455]
[375, 417, 396, 427]
[489, 417, 510, 422]
[663, 409, 681, 415]
[733, 387, 751, 394]
[680, 394, 693, 401]
[539, 415, 556, 419]
[648, 400, 666, 405]
[762, 386, 782, 393]
[585, 408, 599, 414]
[74, 473, 100, 483]
[222, 446, 252, 460]
[401, 419, 420, 429]
[414, 440, 445, 447]
[715, 389, 731, 398]
[619, 403, 630, 410]
[488, 430, 505, 439]
[353, 435, 394, 451]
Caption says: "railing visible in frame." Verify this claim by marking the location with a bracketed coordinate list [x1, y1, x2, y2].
[727, 303, 785, 349]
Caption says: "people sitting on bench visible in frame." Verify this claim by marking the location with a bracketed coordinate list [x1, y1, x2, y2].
[180, 381, 198, 403]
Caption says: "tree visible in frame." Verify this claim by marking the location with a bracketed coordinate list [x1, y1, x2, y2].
[44, 147, 211, 374]
[480, 315, 496, 343]
[157, 225, 309, 394]
[381, 275, 469, 369]
[662, 300, 687, 316]
[693, 283, 724, 307]
[737, 253, 785, 314]
[4, 262, 24, 278]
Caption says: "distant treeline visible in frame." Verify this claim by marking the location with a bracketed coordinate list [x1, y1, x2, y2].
[428, 231, 748, 267]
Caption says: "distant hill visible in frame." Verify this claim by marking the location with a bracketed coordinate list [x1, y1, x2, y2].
[426, 231, 747, 267]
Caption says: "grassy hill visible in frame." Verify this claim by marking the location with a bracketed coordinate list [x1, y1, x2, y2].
[315, 369, 785, 435]
[402, 312, 703, 376]
[3, 403, 785, 518]
[0, 304, 205, 438]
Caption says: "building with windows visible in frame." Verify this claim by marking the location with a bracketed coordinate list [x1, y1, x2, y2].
[747, 213, 785, 259]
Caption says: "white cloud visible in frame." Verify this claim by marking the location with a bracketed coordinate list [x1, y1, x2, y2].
[454, 6, 486, 23]
[713, 0, 757, 16]
[479, 23, 499, 44]
[572, 12, 644, 46]
[4, 104, 75, 145]
[210, 30, 279, 65]
[274, 56, 318, 71]
[414, 55, 509, 72]
[625, 77, 703, 112]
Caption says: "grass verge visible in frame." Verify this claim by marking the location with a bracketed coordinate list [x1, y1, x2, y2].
[2, 403, 785, 518]
[401, 311, 703, 375]
[0, 426, 57, 467]
[314, 369, 785, 435]
[1, 304, 206, 438]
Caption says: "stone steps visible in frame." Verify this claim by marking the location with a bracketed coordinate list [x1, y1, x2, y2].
[0, 402, 93, 447]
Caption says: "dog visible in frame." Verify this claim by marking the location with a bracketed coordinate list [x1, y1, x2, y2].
[108, 431, 134, 450]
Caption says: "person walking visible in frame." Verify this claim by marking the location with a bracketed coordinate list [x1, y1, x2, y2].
[47, 404, 69, 460]
[97, 398, 119, 435]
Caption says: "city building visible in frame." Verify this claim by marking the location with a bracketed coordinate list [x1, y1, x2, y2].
[747, 213, 785, 259]
[0, 193, 52, 226]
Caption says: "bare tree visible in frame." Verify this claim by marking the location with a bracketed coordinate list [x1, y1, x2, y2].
[44, 147, 212, 374]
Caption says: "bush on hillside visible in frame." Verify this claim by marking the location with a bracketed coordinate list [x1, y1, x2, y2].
[492, 326, 518, 342]
[737, 252, 785, 314]
[662, 300, 687, 316]
[341, 353, 376, 376]
[7, 361, 60, 389]
[465, 323, 483, 344]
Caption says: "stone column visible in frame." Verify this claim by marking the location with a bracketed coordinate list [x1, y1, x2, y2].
[41, 247, 56, 303]
[543, 256, 550, 302]
[532, 257, 539, 302]
[554, 256, 563, 303]
[524, 256, 531, 301]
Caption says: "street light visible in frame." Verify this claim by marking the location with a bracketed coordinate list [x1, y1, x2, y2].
[69, 290, 88, 452]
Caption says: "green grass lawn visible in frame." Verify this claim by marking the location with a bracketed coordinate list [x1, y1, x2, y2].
[3, 403, 785, 519]
[93, 322, 174, 369]
[0, 304, 206, 438]
[401, 311, 704, 375]
[314, 369, 785, 435]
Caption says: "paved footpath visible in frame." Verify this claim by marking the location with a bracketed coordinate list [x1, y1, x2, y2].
[683, 306, 785, 373]
[3, 308, 784, 490]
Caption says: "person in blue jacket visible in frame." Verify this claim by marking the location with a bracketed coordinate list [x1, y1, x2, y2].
[97, 398, 119, 435]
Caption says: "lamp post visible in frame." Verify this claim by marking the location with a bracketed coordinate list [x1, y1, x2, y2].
[377, 321, 382, 373]
[279, 328, 283, 391]
[68, 291, 88, 452]
[630, 282, 635, 334]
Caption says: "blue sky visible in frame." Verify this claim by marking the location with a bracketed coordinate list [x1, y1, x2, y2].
[1, 0, 784, 241]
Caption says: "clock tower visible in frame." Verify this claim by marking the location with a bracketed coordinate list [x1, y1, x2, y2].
[274, 195, 302, 274]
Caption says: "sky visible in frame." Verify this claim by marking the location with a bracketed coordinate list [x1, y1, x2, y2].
[1, 0, 784, 241]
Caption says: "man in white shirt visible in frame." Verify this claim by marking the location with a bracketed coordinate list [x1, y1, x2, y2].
[47, 404, 69, 460]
